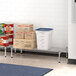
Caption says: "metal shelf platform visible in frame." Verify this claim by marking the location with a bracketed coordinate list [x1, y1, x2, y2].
[0, 46, 68, 63]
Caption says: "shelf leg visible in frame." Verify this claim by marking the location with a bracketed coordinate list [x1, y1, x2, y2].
[66, 52, 68, 58]
[11, 48, 13, 58]
[20, 49, 22, 54]
[14, 48, 16, 53]
[58, 52, 61, 63]
[5, 47, 6, 57]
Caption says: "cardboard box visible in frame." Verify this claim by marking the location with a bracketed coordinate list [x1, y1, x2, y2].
[13, 39, 24, 49]
[13, 39, 37, 50]
[15, 31, 24, 39]
[23, 39, 37, 50]
[25, 31, 36, 39]
[17, 24, 33, 32]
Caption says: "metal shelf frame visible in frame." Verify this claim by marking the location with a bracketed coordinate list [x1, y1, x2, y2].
[6, 47, 68, 63]
[0, 46, 67, 63]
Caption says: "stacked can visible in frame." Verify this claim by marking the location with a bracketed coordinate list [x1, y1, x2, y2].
[0, 23, 9, 47]
[0, 23, 14, 47]
[4, 24, 14, 45]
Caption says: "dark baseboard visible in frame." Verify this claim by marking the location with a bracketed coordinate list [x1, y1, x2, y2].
[22, 50, 67, 57]
[68, 59, 76, 64]
[0, 48, 67, 57]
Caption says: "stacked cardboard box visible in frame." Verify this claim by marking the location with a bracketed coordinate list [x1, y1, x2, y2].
[13, 24, 37, 50]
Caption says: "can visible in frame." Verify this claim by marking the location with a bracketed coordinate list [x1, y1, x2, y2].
[9, 34, 13, 45]
[0, 35, 9, 46]
[0, 23, 5, 35]
[4, 24, 14, 34]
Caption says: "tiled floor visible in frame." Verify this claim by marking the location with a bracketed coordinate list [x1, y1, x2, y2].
[0, 51, 76, 76]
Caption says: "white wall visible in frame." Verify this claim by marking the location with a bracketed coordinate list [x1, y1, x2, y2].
[68, 0, 76, 59]
[0, 0, 68, 51]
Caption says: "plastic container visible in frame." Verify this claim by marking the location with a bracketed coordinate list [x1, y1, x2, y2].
[36, 28, 53, 50]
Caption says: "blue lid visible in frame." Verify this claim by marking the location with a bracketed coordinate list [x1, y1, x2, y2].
[36, 28, 53, 31]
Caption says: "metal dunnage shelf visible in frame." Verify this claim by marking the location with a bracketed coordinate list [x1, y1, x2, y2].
[12, 47, 68, 63]
[0, 46, 68, 63]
